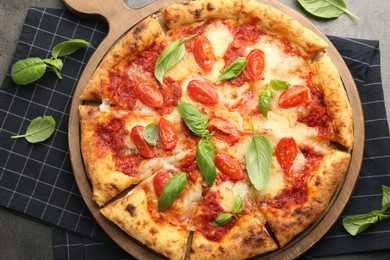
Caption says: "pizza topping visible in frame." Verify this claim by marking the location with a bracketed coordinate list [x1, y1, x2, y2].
[215, 152, 244, 181]
[278, 85, 309, 109]
[135, 81, 164, 108]
[246, 134, 272, 191]
[208, 117, 240, 143]
[103, 70, 137, 110]
[275, 137, 298, 174]
[158, 117, 178, 150]
[259, 79, 291, 118]
[131, 125, 156, 159]
[187, 79, 219, 106]
[158, 171, 187, 211]
[213, 195, 243, 226]
[246, 49, 265, 81]
[196, 138, 216, 186]
[218, 57, 247, 82]
[153, 170, 171, 198]
[158, 77, 182, 115]
[195, 192, 237, 241]
[193, 35, 215, 72]
[142, 122, 159, 146]
[178, 100, 210, 137]
[155, 34, 196, 84]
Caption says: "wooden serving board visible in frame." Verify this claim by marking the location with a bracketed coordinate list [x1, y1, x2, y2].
[66, 0, 364, 259]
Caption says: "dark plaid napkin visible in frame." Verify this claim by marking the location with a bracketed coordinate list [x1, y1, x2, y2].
[0, 7, 389, 260]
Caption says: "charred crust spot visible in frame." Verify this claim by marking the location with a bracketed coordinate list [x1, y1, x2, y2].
[149, 227, 159, 235]
[315, 177, 321, 186]
[207, 3, 215, 11]
[127, 204, 136, 216]
[241, 230, 265, 247]
[192, 9, 201, 18]
[133, 24, 145, 35]
[218, 246, 225, 253]
[294, 208, 303, 215]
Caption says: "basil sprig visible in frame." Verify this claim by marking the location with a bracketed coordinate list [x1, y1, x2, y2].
[11, 115, 56, 143]
[178, 101, 210, 137]
[154, 34, 196, 84]
[343, 185, 390, 236]
[196, 138, 216, 186]
[178, 100, 216, 185]
[298, 0, 360, 21]
[158, 172, 187, 211]
[259, 79, 290, 118]
[142, 123, 159, 146]
[11, 39, 91, 85]
[246, 134, 272, 191]
[213, 195, 243, 226]
[218, 57, 247, 82]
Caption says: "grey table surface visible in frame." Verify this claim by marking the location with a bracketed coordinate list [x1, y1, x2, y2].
[1, 0, 390, 259]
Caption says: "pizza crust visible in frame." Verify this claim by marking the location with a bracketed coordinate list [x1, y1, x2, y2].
[313, 53, 353, 149]
[239, 0, 328, 58]
[80, 15, 165, 101]
[100, 186, 189, 260]
[189, 215, 278, 259]
[79, 106, 164, 206]
[160, 0, 241, 29]
[264, 149, 350, 247]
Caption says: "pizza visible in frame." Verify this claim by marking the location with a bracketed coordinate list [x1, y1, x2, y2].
[78, 0, 353, 259]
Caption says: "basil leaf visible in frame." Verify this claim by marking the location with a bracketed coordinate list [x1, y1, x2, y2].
[342, 213, 379, 236]
[142, 123, 159, 146]
[297, 0, 360, 21]
[218, 57, 247, 82]
[381, 185, 390, 212]
[11, 116, 56, 143]
[158, 172, 187, 211]
[178, 100, 209, 136]
[259, 89, 272, 118]
[43, 58, 63, 70]
[246, 135, 272, 191]
[232, 195, 243, 214]
[213, 213, 233, 227]
[196, 138, 216, 186]
[155, 34, 196, 84]
[11, 58, 47, 85]
[269, 79, 290, 91]
[51, 39, 92, 59]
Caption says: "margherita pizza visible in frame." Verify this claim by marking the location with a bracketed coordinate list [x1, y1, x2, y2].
[79, 0, 353, 259]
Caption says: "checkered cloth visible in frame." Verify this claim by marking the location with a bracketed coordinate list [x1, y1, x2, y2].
[0, 7, 389, 260]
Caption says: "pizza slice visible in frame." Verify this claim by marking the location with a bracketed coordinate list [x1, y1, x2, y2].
[189, 152, 278, 259]
[100, 163, 203, 260]
[253, 137, 351, 247]
[79, 105, 197, 206]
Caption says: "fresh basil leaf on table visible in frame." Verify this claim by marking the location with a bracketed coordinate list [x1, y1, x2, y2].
[297, 0, 360, 20]
[51, 39, 92, 59]
[343, 185, 390, 236]
[11, 58, 47, 85]
[11, 116, 56, 143]
[158, 172, 187, 211]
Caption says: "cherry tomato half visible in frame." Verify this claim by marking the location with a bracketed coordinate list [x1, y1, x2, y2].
[208, 117, 240, 143]
[278, 85, 309, 109]
[275, 137, 298, 174]
[215, 152, 244, 181]
[131, 125, 155, 158]
[135, 81, 164, 108]
[158, 117, 178, 150]
[193, 35, 215, 72]
[246, 49, 265, 81]
[153, 171, 171, 198]
[187, 79, 219, 106]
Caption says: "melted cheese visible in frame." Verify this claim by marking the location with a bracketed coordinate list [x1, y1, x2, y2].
[258, 159, 286, 197]
[204, 20, 234, 58]
[211, 181, 250, 212]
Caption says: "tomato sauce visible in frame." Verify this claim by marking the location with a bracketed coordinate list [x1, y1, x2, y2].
[157, 76, 182, 115]
[179, 151, 199, 183]
[194, 192, 236, 242]
[264, 145, 323, 211]
[94, 116, 143, 177]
